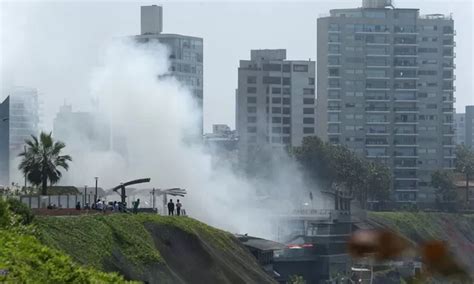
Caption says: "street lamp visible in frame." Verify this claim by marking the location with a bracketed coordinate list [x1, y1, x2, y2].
[94, 177, 98, 203]
[23, 145, 27, 189]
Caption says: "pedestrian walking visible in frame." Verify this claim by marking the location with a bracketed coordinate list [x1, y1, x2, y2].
[167, 199, 175, 216]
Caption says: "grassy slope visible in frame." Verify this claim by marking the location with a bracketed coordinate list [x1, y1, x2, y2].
[0, 229, 134, 283]
[368, 212, 474, 271]
[35, 214, 275, 284]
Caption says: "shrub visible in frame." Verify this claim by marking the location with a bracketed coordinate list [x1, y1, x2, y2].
[0, 198, 10, 228]
[6, 198, 34, 225]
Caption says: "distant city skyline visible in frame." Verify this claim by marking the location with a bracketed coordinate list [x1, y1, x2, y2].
[1, 0, 472, 132]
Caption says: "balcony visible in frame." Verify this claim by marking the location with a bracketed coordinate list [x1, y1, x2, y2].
[366, 107, 390, 112]
[366, 120, 389, 124]
[328, 106, 341, 112]
[394, 120, 418, 124]
[442, 63, 455, 69]
[443, 30, 456, 36]
[394, 107, 418, 113]
[366, 97, 390, 102]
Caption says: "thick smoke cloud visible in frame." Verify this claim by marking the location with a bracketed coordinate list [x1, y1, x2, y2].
[60, 39, 326, 238]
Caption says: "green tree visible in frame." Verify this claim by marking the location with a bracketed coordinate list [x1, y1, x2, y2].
[431, 170, 457, 203]
[18, 132, 72, 195]
[364, 161, 391, 207]
[293, 136, 392, 207]
[291, 136, 336, 188]
[454, 145, 474, 204]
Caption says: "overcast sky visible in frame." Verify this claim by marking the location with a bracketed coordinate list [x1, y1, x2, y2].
[1, 0, 473, 132]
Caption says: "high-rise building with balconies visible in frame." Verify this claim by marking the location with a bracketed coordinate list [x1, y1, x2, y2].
[236, 49, 316, 164]
[316, 0, 455, 204]
[134, 5, 204, 135]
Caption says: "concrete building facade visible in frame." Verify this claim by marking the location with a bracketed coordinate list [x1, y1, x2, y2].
[316, 0, 455, 203]
[135, 5, 204, 134]
[0, 87, 39, 186]
[236, 49, 316, 163]
[465, 106, 474, 148]
[454, 113, 465, 145]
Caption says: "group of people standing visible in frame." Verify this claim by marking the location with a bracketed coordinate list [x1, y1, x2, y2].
[167, 199, 183, 216]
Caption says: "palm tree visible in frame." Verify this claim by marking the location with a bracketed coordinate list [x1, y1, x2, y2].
[18, 132, 72, 195]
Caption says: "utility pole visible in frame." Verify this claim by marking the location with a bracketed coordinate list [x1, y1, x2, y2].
[150, 188, 156, 210]
[84, 185, 87, 206]
[94, 177, 98, 203]
[24, 145, 27, 190]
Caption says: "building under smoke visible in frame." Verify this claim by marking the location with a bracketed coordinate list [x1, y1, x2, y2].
[134, 5, 204, 135]
[0, 87, 39, 186]
[235, 49, 316, 165]
[53, 104, 111, 152]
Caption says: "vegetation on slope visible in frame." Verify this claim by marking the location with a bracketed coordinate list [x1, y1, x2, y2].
[0, 197, 132, 283]
[35, 214, 276, 284]
[0, 229, 133, 283]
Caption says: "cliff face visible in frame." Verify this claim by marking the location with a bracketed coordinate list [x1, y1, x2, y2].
[35, 214, 276, 284]
[367, 212, 474, 272]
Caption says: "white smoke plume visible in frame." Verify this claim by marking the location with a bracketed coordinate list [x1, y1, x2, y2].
[58, 39, 326, 238]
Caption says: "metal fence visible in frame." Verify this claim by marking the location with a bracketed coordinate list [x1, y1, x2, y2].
[15, 194, 95, 209]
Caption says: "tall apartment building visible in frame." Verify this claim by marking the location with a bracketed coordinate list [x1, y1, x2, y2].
[134, 5, 204, 134]
[0, 87, 39, 186]
[454, 113, 465, 145]
[236, 49, 316, 163]
[316, 0, 455, 203]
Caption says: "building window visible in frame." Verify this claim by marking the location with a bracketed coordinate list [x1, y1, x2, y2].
[247, 87, 257, 94]
[303, 127, 314, 134]
[303, 108, 314, 114]
[283, 64, 291, 72]
[282, 107, 291, 114]
[247, 116, 257, 123]
[247, 97, 257, 104]
[283, 127, 290, 134]
[309, 78, 315, 85]
[272, 97, 281, 104]
[283, 117, 291, 124]
[272, 117, 281, 123]
[283, 88, 291, 95]
[263, 63, 281, 71]
[263, 76, 281, 84]
[247, 106, 257, 113]
[272, 107, 281, 113]
[247, 76, 257, 84]
[283, 98, 290, 105]
[303, 117, 314, 124]
[247, 126, 257, 133]
[272, 127, 282, 133]
[293, 64, 308, 72]
[304, 98, 315, 104]
[283, 78, 291, 85]
[272, 87, 282, 94]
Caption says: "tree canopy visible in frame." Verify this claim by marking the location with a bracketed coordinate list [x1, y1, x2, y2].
[292, 136, 391, 207]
